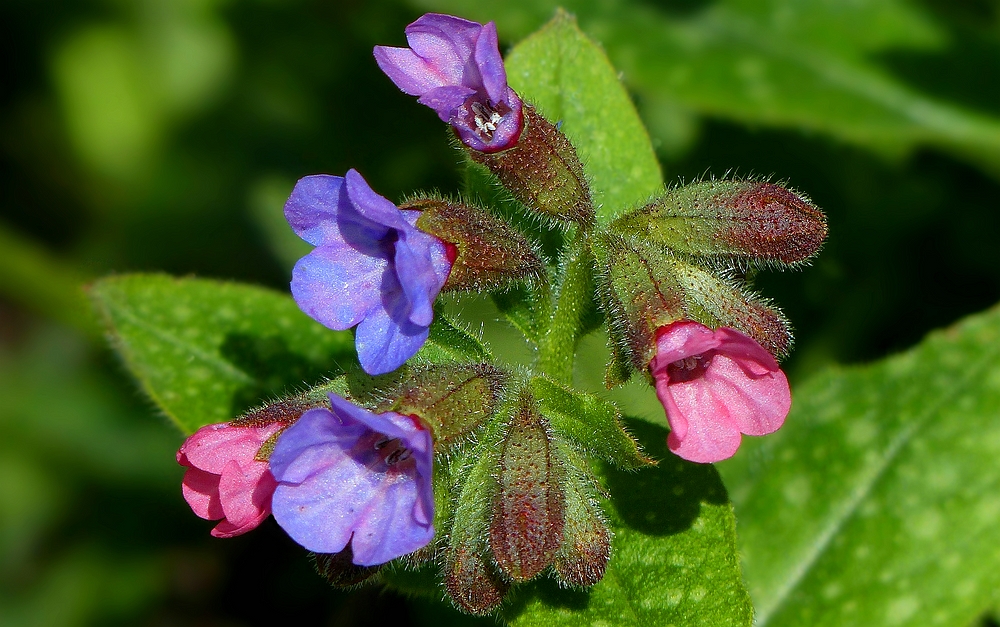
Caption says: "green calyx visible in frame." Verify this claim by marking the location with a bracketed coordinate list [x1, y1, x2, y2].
[409, 196, 545, 292]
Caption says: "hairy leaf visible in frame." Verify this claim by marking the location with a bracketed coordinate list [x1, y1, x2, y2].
[502, 9, 663, 222]
[90, 274, 487, 433]
[90, 274, 354, 433]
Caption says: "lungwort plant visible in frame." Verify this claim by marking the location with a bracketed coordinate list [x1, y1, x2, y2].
[93, 11, 834, 624]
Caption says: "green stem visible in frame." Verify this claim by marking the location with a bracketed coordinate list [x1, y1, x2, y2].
[536, 231, 595, 384]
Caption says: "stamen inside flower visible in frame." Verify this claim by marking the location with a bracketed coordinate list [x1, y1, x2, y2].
[463, 97, 511, 142]
[374, 436, 413, 466]
[667, 354, 712, 383]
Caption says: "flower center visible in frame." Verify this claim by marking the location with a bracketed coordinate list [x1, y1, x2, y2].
[374, 436, 412, 466]
[461, 97, 511, 142]
[667, 354, 711, 383]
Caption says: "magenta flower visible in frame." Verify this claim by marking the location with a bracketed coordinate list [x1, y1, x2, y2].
[649, 320, 791, 463]
[374, 13, 523, 153]
[177, 422, 282, 538]
[269, 393, 434, 566]
[285, 169, 452, 375]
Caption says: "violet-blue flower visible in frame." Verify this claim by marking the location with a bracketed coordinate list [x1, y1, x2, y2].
[269, 393, 435, 566]
[374, 13, 523, 153]
[285, 169, 452, 375]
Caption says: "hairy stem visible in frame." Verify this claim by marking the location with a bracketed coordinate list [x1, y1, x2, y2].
[536, 231, 596, 384]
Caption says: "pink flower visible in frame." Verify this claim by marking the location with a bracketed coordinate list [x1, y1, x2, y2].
[649, 320, 791, 463]
[177, 422, 283, 538]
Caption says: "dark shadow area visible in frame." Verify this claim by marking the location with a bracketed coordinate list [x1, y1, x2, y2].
[605, 418, 729, 535]
[220, 332, 355, 414]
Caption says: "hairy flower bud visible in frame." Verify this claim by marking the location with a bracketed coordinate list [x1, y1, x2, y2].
[593, 233, 791, 383]
[378, 362, 508, 449]
[551, 445, 611, 587]
[489, 391, 564, 582]
[443, 422, 509, 614]
[469, 105, 594, 227]
[405, 197, 544, 292]
[614, 180, 827, 266]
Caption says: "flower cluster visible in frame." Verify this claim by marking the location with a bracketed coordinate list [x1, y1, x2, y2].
[173, 10, 826, 612]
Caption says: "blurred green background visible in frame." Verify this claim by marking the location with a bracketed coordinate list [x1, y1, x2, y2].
[2, 0, 999, 624]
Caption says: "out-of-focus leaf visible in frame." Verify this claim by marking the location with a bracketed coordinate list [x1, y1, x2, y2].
[506, 420, 752, 627]
[718, 304, 1000, 626]
[415, 0, 1000, 175]
[0, 546, 166, 627]
[248, 174, 310, 272]
[90, 274, 355, 433]
[50, 5, 234, 180]
[502, 10, 662, 222]
[0, 222, 97, 337]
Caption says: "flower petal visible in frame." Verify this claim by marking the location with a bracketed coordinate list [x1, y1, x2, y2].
[650, 320, 721, 372]
[215, 459, 277, 536]
[344, 169, 411, 231]
[290, 244, 387, 331]
[659, 376, 743, 463]
[405, 14, 481, 84]
[394, 232, 447, 327]
[702, 353, 790, 436]
[373, 46, 447, 96]
[325, 395, 434, 528]
[417, 85, 476, 122]
[348, 474, 435, 566]
[283, 175, 346, 246]
[268, 407, 368, 484]
[354, 300, 430, 375]
[474, 22, 507, 104]
[178, 423, 281, 474]
[181, 467, 224, 520]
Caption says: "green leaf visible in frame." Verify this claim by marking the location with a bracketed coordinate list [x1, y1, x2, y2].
[718, 304, 1000, 626]
[505, 420, 753, 626]
[90, 273, 355, 433]
[502, 10, 663, 222]
[416, 0, 1000, 175]
[424, 311, 492, 363]
[531, 375, 651, 470]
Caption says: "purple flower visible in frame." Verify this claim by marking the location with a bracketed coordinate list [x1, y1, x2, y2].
[285, 169, 452, 375]
[269, 393, 435, 566]
[374, 13, 523, 153]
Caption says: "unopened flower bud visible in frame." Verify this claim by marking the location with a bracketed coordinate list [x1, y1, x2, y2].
[551, 446, 610, 587]
[377, 362, 508, 449]
[468, 105, 594, 227]
[489, 391, 564, 582]
[405, 197, 544, 292]
[614, 180, 827, 266]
